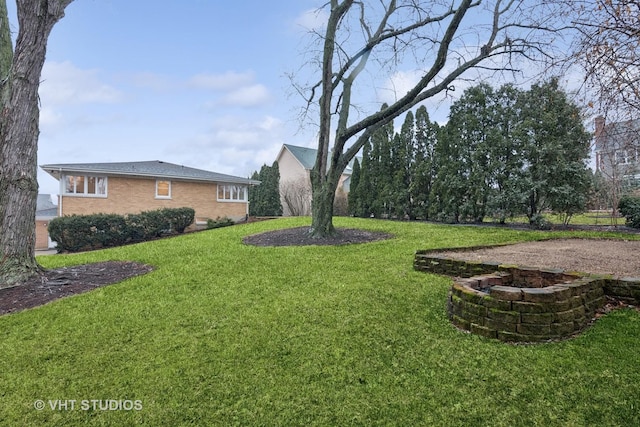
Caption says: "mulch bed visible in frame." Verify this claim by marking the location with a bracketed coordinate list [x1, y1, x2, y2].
[242, 226, 393, 247]
[0, 261, 154, 316]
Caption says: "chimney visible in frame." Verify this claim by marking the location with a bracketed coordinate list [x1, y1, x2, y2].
[594, 116, 605, 139]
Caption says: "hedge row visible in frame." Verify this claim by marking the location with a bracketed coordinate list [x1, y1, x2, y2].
[618, 196, 640, 228]
[48, 207, 195, 252]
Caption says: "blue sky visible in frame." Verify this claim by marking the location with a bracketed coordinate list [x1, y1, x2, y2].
[6, 1, 585, 196]
[11, 1, 333, 195]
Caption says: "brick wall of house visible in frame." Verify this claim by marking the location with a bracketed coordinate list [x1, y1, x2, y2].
[35, 219, 51, 250]
[60, 176, 248, 221]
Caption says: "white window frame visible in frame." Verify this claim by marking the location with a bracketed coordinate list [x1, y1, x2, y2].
[155, 180, 172, 199]
[217, 184, 247, 202]
[63, 174, 108, 197]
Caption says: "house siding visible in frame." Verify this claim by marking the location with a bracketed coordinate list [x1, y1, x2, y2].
[35, 220, 51, 250]
[277, 149, 312, 216]
[60, 176, 247, 222]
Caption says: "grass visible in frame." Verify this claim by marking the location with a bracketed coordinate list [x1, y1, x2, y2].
[1, 217, 639, 426]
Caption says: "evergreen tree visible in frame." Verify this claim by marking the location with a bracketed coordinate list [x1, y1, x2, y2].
[411, 106, 438, 220]
[518, 79, 592, 222]
[348, 158, 361, 216]
[248, 162, 283, 216]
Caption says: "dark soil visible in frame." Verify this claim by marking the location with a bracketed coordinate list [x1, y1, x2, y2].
[0, 261, 154, 316]
[242, 226, 393, 247]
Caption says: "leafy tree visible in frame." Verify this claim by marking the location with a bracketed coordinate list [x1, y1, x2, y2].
[486, 84, 528, 223]
[249, 162, 282, 216]
[0, 0, 75, 286]
[519, 79, 592, 222]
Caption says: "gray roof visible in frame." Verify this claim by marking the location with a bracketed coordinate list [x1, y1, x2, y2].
[40, 160, 260, 185]
[282, 144, 358, 174]
[36, 194, 58, 218]
[283, 144, 318, 170]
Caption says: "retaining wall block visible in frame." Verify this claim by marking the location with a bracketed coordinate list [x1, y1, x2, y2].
[546, 285, 573, 301]
[522, 288, 557, 303]
[461, 301, 488, 317]
[487, 308, 520, 324]
[470, 323, 497, 339]
[459, 286, 486, 304]
[548, 300, 572, 313]
[517, 323, 551, 336]
[449, 295, 464, 316]
[521, 312, 555, 325]
[481, 295, 512, 311]
[489, 285, 523, 301]
[554, 309, 578, 323]
[485, 318, 518, 333]
[511, 301, 549, 314]
[569, 295, 584, 308]
[462, 312, 485, 326]
[451, 314, 471, 331]
[550, 321, 577, 336]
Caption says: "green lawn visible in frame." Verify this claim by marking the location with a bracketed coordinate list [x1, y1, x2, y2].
[2, 217, 639, 426]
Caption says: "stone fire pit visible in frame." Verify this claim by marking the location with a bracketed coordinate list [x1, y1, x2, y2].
[414, 249, 640, 343]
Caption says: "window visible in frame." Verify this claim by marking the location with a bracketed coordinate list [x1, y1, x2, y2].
[615, 148, 638, 165]
[217, 184, 247, 201]
[64, 175, 107, 196]
[156, 180, 171, 198]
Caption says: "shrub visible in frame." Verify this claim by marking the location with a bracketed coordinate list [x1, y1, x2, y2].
[529, 213, 552, 230]
[49, 207, 196, 252]
[206, 216, 234, 229]
[162, 207, 195, 233]
[48, 214, 128, 252]
[618, 196, 640, 228]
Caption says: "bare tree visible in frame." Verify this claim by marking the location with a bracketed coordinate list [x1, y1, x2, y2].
[298, 0, 567, 237]
[571, 0, 640, 118]
[0, 0, 74, 287]
[280, 180, 312, 216]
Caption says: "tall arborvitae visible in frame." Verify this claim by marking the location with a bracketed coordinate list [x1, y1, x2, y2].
[348, 157, 361, 216]
[411, 106, 438, 220]
[249, 162, 282, 216]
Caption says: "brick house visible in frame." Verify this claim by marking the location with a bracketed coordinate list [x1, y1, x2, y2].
[40, 160, 260, 226]
[275, 144, 355, 216]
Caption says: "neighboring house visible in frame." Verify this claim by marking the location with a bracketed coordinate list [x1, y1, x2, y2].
[40, 160, 260, 226]
[594, 116, 640, 192]
[275, 144, 356, 216]
[35, 194, 58, 250]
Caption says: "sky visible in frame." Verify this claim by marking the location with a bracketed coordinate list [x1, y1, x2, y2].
[6, 0, 338, 195]
[5, 1, 586, 196]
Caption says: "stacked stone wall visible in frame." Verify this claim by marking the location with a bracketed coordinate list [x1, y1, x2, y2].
[414, 251, 640, 342]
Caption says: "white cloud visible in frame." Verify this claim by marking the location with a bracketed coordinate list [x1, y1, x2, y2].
[220, 84, 271, 107]
[131, 72, 174, 91]
[378, 70, 423, 105]
[162, 113, 287, 178]
[294, 8, 328, 32]
[188, 71, 255, 91]
[39, 61, 123, 105]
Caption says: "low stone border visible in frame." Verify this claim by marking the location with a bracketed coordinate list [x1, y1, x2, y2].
[414, 250, 640, 343]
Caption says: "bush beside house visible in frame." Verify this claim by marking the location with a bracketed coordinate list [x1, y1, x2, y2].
[48, 207, 195, 252]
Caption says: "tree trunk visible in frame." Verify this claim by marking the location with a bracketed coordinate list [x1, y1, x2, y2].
[0, 0, 73, 288]
[309, 175, 339, 237]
